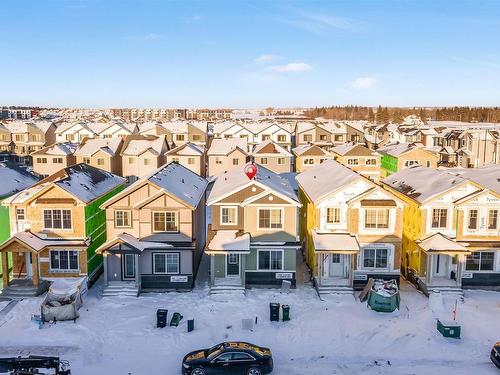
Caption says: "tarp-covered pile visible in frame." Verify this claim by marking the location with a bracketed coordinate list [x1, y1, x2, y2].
[41, 277, 87, 322]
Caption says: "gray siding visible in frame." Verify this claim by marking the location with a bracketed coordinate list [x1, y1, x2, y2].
[139, 249, 193, 275]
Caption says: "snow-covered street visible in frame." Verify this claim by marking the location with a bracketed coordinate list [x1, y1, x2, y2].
[0, 268, 499, 375]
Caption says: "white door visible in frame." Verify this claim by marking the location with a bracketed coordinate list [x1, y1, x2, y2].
[329, 254, 344, 277]
[25, 253, 33, 278]
[434, 254, 448, 277]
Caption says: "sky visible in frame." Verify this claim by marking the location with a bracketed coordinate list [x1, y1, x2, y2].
[1, 0, 500, 108]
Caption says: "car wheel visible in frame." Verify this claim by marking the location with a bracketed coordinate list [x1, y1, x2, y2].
[191, 368, 206, 375]
[247, 367, 262, 375]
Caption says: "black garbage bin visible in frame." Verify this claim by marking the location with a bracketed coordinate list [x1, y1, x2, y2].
[270, 303, 280, 322]
[187, 319, 195, 332]
[282, 305, 290, 321]
[157, 309, 168, 328]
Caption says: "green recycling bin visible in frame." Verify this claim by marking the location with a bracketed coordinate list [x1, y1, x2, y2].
[437, 319, 461, 338]
[282, 305, 290, 321]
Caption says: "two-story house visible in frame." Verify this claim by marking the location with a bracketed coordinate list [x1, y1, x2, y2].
[165, 142, 206, 177]
[91, 120, 138, 139]
[55, 121, 98, 143]
[292, 144, 335, 172]
[207, 138, 249, 176]
[74, 137, 123, 176]
[330, 143, 381, 182]
[296, 160, 404, 296]
[6, 121, 56, 165]
[252, 140, 293, 174]
[0, 122, 13, 161]
[206, 165, 301, 295]
[381, 166, 482, 294]
[120, 135, 168, 182]
[378, 142, 439, 178]
[0, 164, 126, 297]
[96, 163, 208, 296]
[31, 142, 77, 178]
[295, 121, 346, 149]
[161, 121, 207, 148]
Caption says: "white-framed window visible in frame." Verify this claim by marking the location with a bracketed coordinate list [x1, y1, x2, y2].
[153, 252, 179, 274]
[362, 247, 389, 270]
[258, 208, 283, 229]
[115, 210, 131, 228]
[153, 211, 178, 232]
[277, 134, 286, 142]
[468, 209, 478, 230]
[431, 208, 448, 229]
[97, 158, 105, 166]
[334, 135, 343, 142]
[262, 134, 271, 141]
[220, 206, 238, 225]
[366, 158, 377, 165]
[258, 250, 283, 270]
[53, 157, 63, 164]
[466, 251, 495, 271]
[404, 160, 419, 168]
[260, 157, 268, 165]
[347, 158, 358, 165]
[326, 207, 340, 224]
[488, 209, 498, 230]
[16, 208, 25, 221]
[303, 134, 313, 142]
[36, 157, 47, 164]
[176, 134, 185, 141]
[319, 134, 327, 141]
[228, 253, 239, 264]
[277, 157, 285, 165]
[50, 250, 79, 272]
[43, 209, 72, 230]
[232, 158, 239, 166]
[303, 158, 314, 165]
[364, 208, 389, 229]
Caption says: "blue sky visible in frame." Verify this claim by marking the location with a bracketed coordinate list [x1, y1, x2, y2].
[1, 0, 499, 108]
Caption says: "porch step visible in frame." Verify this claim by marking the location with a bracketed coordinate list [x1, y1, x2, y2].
[102, 282, 139, 297]
[209, 285, 246, 296]
[317, 285, 354, 296]
[428, 286, 464, 296]
[0, 280, 50, 299]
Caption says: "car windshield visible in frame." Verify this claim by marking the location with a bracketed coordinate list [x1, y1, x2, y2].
[206, 344, 224, 360]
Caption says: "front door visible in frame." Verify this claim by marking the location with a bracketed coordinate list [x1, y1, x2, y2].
[226, 254, 240, 278]
[434, 254, 448, 277]
[329, 254, 344, 277]
[25, 253, 33, 278]
[122, 254, 136, 280]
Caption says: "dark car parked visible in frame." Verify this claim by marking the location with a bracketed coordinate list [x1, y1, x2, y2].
[492, 342, 500, 369]
[182, 342, 273, 375]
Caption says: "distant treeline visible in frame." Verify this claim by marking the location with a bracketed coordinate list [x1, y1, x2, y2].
[304, 106, 500, 124]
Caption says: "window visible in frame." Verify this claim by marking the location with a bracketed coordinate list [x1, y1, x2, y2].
[153, 211, 178, 232]
[466, 252, 495, 271]
[192, 134, 202, 141]
[277, 134, 286, 142]
[468, 209, 478, 230]
[488, 210, 498, 230]
[215, 157, 222, 164]
[232, 158, 239, 166]
[232, 353, 254, 361]
[334, 135, 343, 142]
[176, 134, 185, 141]
[303, 158, 314, 165]
[172, 157, 179, 163]
[363, 248, 388, 269]
[364, 209, 389, 229]
[36, 157, 47, 164]
[144, 158, 151, 166]
[188, 157, 195, 165]
[103, 134, 112, 139]
[220, 206, 237, 225]
[128, 157, 135, 164]
[319, 134, 327, 141]
[347, 159, 358, 165]
[228, 253, 238, 264]
[65, 134, 75, 141]
[326, 207, 340, 224]
[16, 208, 25, 220]
[83, 157, 91, 164]
[97, 158, 105, 166]
[277, 157, 285, 165]
[258, 250, 283, 270]
[431, 208, 448, 229]
[404, 160, 419, 168]
[426, 161, 432, 167]
[153, 253, 179, 274]
[262, 134, 271, 141]
[50, 250, 78, 272]
[53, 157, 63, 164]
[258, 208, 283, 229]
[214, 353, 233, 363]
[260, 157, 268, 165]
[15, 134, 24, 142]
[44, 209, 72, 230]
[303, 134, 312, 142]
[366, 158, 377, 165]
[115, 210, 131, 228]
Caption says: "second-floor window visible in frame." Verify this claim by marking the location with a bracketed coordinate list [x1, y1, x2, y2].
[303, 134, 312, 142]
[366, 158, 377, 165]
[277, 157, 285, 165]
[232, 158, 239, 166]
[176, 134, 185, 141]
[326, 207, 341, 224]
[258, 208, 283, 229]
[334, 135, 343, 142]
[220, 206, 237, 225]
[303, 158, 314, 165]
[262, 134, 271, 141]
[53, 157, 63, 164]
[15, 135, 24, 142]
[44, 209, 72, 230]
[431, 208, 448, 229]
[16, 208, 25, 221]
[115, 210, 131, 228]
[488, 209, 498, 230]
[364, 208, 389, 229]
[260, 157, 268, 165]
[319, 135, 327, 141]
[97, 158, 105, 166]
[36, 157, 47, 164]
[65, 134, 75, 141]
[468, 209, 478, 230]
[277, 135, 286, 142]
[188, 157, 195, 165]
[215, 157, 222, 164]
[128, 157, 135, 164]
[404, 160, 419, 168]
[347, 159, 358, 165]
[83, 157, 91, 164]
[144, 158, 151, 166]
[153, 211, 178, 232]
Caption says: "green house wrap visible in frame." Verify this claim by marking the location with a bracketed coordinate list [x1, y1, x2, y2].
[381, 154, 398, 176]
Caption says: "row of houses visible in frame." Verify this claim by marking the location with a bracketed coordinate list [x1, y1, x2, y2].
[0, 158, 498, 299]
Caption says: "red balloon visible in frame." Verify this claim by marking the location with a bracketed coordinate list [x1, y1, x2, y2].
[244, 163, 257, 180]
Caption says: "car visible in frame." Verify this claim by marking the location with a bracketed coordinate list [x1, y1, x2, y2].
[491, 342, 500, 369]
[182, 341, 273, 375]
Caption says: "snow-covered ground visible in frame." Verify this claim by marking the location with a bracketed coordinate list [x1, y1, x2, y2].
[0, 274, 499, 374]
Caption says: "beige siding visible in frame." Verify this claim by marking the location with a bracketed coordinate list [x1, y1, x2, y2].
[208, 149, 247, 176]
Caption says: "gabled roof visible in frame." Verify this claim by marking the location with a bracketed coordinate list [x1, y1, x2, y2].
[292, 144, 333, 157]
[96, 233, 173, 255]
[207, 230, 251, 254]
[252, 140, 291, 156]
[121, 135, 165, 156]
[460, 164, 500, 195]
[207, 138, 248, 156]
[31, 142, 78, 156]
[5, 120, 54, 134]
[382, 166, 471, 203]
[417, 233, 469, 254]
[312, 231, 360, 253]
[74, 137, 122, 157]
[207, 164, 299, 206]
[0, 162, 39, 198]
[330, 143, 378, 157]
[296, 159, 369, 204]
[377, 142, 417, 157]
[0, 230, 89, 252]
[165, 142, 204, 156]
[55, 120, 96, 135]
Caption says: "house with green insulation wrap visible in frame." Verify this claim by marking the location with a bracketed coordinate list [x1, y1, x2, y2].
[0, 163, 125, 297]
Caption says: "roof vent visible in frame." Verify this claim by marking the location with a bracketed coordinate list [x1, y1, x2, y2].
[181, 178, 185, 183]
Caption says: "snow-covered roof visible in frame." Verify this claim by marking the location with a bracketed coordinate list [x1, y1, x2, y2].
[165, 142, 204, 156]
[295, 159, 364, 204]
[330, 143, 377, 157]
[252, 140, 292, 156]
[207, 138, 248, 156]
[208, 164, 299, 205]
[312, 231, 360, 252]
[417, 233, 469, 253]
[32, 142, 78, 156]
[460, 164, 500, 195]
[148, 162, 208, 208]
[377, 142, 416, 157]
[382, 166, 468, 203]
[121, 136, 165, 156]
[96, 233, 173, 254]
[5, 120, 53, 134]
[55, 120, 95, 135]
[0, 163, 39, 198]
[1, 230, 89, 252]
[74, 137, 122, 157]
[292, 144, 333, 156]
[207, 230, 250, 253]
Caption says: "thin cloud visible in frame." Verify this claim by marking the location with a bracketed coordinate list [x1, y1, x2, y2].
[254, 54, 283, 64]
[267, 62, 312, 73]
[285, 11, 361, 34]
[127, 33, 161, 42]
[351, 76, 377, 89]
